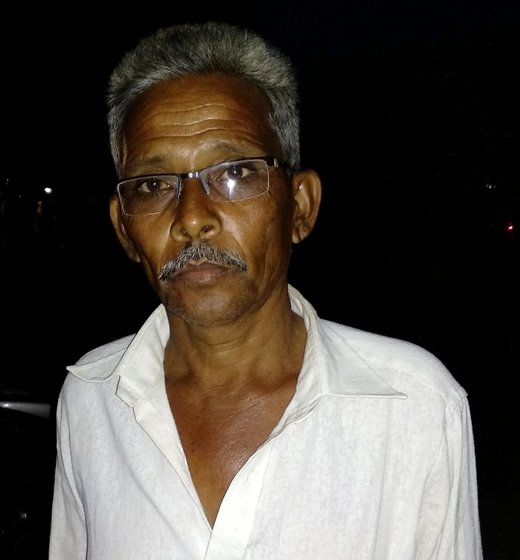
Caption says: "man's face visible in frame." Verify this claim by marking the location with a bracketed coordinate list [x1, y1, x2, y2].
[110, 73, 299, 327]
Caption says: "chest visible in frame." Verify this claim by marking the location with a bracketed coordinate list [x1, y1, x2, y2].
[168, 387, 294, 525]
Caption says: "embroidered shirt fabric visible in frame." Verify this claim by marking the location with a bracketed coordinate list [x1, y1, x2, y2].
[49, 285, 483, 559]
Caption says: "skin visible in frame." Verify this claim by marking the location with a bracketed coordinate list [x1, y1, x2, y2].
[109, 73, 322, 526]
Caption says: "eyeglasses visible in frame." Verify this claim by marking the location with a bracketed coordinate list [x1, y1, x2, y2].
[116, 156, 288, 216]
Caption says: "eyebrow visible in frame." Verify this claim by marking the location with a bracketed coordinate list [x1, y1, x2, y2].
[126, 141, 257, 176]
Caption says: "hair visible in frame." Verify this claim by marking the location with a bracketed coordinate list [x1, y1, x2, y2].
[107, 21, 301, 178]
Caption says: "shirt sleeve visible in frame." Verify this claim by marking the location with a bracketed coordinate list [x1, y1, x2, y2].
[417, 395, 483, 560]
[48, 387, 88, 560]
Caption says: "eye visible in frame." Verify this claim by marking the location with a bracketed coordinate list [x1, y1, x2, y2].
[134, 177, 173, 194]
[221, 162, 255, 182]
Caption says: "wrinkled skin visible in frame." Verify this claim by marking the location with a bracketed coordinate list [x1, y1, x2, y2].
[109, 72, 322, 525]
[111, 73, 321, 332]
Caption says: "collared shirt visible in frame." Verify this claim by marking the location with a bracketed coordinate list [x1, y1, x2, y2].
[49, 285, 483, 559]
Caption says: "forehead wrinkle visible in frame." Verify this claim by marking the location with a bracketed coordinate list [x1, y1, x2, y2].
[144, 102, 268, 127]
[147, 123, 269, 144]
[131, 104, 272, 148]
[131, 73, 271, 123]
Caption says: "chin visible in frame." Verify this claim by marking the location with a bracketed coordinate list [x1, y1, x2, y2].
[164, 286, 254, 326]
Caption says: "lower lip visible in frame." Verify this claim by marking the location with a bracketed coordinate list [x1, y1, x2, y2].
[175, 264, 229, 284]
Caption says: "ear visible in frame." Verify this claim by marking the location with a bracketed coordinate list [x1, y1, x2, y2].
[109, 193, 141, 262]
[291, 169, 322, 244]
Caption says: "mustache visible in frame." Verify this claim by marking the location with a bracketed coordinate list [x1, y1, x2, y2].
[158, 243, 247, 281]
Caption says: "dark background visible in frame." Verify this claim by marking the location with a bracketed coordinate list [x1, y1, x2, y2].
[1, 2, 519, 558]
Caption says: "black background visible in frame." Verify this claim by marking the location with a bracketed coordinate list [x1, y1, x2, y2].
[2, 2, 519, 558]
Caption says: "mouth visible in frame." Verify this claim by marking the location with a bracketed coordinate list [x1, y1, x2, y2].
[158, 245, 248, 283]
[168, 259, 234, 284]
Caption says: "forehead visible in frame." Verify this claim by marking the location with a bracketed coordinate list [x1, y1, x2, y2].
[121, 73, 280, 172]
[129, 72, 271, 115]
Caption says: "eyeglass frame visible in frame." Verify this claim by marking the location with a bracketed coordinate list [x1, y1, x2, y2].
[115, 156, 289, 216]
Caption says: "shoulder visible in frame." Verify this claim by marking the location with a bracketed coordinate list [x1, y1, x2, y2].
[57, 335, 134, 412]
[319, 318, 467, 404]
[289, 285, 466, 406]
[75, 335, 135, 366]
[65, 334, 135, 382]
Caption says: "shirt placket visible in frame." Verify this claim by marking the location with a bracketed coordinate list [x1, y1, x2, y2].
[203, 443, 272, 560]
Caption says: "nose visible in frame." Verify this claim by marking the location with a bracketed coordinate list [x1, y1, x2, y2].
[170, 177, 221, 243]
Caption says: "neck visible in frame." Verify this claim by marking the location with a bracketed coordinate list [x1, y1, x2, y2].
[163, 298, 306, 393]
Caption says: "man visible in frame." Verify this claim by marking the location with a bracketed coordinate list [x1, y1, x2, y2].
[49, 21, 483, 559]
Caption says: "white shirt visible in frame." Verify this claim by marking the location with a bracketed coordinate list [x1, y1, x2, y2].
[49, 285, 483, 559]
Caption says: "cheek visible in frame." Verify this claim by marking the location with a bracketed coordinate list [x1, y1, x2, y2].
[259, 191, 295, 241]
[123, 219, 172, 271]
[229, 199, 294, 266]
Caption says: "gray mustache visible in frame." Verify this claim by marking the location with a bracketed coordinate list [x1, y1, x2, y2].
[158, 244, 247, 281]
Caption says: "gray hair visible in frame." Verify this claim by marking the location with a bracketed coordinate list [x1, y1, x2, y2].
[107, 21, 301, 177]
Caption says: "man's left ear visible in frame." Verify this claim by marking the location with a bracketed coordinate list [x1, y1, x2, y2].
[291, 169, 322, 244]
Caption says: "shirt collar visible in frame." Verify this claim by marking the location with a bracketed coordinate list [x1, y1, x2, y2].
[114, 305, 170, 407]
[67, 285, 404, 411]
[270, 286, 405, 430]
[289, 285, 404, 398]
